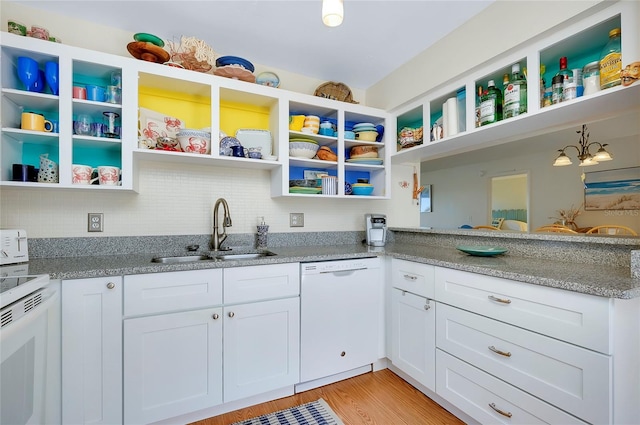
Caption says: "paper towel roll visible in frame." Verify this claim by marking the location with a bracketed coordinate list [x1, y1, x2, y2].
[445, 97, 458, 137]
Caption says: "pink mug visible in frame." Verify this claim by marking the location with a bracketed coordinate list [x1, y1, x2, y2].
[72, 164, 97, 185]
[97, 166, 121, 186]
[72, 86, 87, 99]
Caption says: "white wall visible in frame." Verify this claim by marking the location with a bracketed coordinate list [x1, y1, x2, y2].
[420, 114, 640, 231]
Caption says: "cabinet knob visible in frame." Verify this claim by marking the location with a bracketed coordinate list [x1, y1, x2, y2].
[424, 303, 431, 311]
[106, 282, 116, 289]
[403, 274, 418, 281]
[212, 313, 219, 320]
[340, 351, 346, 357]
[228, 311, 235, 318]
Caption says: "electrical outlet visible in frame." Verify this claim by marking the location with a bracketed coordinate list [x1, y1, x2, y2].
[290, 213, 304, 227]
[88, 213, 104, 232]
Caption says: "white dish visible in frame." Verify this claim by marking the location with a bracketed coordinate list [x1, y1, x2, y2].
[235, 129, 272, 156]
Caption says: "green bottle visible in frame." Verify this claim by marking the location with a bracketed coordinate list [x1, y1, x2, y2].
[480, 80, 502, 126]
[504, 63, 527, 119]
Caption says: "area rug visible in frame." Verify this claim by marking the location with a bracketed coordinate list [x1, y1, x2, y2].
[230, 398, 344, 425]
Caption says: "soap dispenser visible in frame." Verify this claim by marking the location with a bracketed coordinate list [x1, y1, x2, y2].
[257, 217, 269, 249]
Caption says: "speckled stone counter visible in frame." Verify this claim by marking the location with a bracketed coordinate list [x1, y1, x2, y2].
[19, 236, 640, 300]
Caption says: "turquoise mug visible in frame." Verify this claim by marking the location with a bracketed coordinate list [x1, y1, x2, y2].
[86, 84, 105, 102]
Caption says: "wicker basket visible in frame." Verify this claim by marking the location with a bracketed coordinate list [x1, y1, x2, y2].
[314, 82, 358, 104]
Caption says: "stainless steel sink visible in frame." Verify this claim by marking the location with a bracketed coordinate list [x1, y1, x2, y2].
[211, 251, 276, 260]
[151, 255, 213, 264]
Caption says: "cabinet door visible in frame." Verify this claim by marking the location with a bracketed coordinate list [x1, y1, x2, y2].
[123, 307, 223, 424]
[391, 289, 435, 391]
[61, 277, 122, 425]
[224, 297, 299, 402]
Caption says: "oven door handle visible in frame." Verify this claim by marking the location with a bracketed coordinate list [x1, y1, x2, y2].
[0, 289, 59, 339]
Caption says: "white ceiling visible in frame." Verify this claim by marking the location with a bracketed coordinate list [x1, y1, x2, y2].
[11, 0, 494, 89]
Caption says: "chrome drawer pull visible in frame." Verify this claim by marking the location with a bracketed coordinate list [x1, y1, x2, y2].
[488, 345, 512, 357]
[489, 403, 512, 418]
[488, 295, 511, 304]
[403, 274, 418, 281]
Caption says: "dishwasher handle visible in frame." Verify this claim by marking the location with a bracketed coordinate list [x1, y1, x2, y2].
[319, 267, 369, 275]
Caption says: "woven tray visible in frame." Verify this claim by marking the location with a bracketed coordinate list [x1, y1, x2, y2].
[314, 81, 358, 104]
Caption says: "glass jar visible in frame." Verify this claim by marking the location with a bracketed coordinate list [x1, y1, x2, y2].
[599, 28, 622, 89]
[582, 61, 600, 96]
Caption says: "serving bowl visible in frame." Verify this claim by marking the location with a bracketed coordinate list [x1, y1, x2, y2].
[289, 141, 319, 159]
[355, 130, 378, 142]
[350, 145, 378, 159]
[176, 129, 211, 154]
[351, 184, 374, 196]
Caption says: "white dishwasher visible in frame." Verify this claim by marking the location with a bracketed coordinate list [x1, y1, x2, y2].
[300, 257, 381, 384]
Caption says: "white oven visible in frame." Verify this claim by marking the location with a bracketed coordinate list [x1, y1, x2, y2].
[0, 240, 60, 424]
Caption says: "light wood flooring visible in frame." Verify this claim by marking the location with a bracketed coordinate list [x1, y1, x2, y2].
[190, 369, 465, 425]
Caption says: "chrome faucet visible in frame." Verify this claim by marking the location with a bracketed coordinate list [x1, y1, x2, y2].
[211, 198, 232, 251]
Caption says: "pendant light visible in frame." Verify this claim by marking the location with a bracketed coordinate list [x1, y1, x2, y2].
[552, 124, 613, 167]
[322, 0, 344, 27]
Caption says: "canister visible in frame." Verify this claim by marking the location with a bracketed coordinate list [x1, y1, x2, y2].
[582, 61, 601, 96]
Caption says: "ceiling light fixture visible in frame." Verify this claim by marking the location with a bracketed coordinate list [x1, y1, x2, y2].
[322, 0, 344, 27]
[552, 124, 613, 167]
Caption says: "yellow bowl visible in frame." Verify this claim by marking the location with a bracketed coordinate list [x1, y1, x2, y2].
[355, 130, 378, 142]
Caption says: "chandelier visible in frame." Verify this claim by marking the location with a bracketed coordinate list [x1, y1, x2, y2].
[552, 124, 613, 167]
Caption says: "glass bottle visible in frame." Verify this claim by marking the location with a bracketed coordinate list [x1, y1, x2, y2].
[557, 57, 572, 84]
[504, 63, 527, 119]
[475, 85, 483, 128]
[480, 80, 502, 126]
[599, 28, 622, 89]
[539, 64, 546, 108]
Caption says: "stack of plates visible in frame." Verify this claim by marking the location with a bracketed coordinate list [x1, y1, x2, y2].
[352, 122, 377, 132]
[214, 56, 256, 82]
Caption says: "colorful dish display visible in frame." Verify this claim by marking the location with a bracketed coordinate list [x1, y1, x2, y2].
[138, 107, 185, 149]
[456, 246, 508, 257]
[256, 71, 280, 88]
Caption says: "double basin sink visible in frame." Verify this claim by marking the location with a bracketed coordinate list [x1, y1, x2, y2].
[151, 250, 276, 264]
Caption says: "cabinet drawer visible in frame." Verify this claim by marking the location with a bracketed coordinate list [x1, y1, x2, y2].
[436, 350, 588, 425]
[124, 269, 222, 317]
[435, 267, 612, 353]
[391, 259, 434, 298]
[436, 304, 611, 425]
[224, 263, 299, 304]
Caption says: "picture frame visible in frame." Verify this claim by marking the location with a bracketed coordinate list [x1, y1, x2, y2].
[420, 184, 432, 212]
[584, 166, 640, 210]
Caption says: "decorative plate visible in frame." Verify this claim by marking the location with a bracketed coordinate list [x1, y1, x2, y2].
[215, 56, 255, 72]
[235, 129, 272, 156]
[219, 136, 241, 156]
[456, 246, 508, 257]
[127, 41, 170, 63]
[138, 107, 185, 148]
[213, 65, 256, 83]
[346, 158, 383, 165]
[133, 33, 165, 47]
[289, 187, 322, 194]
[256, 71, 280, 88]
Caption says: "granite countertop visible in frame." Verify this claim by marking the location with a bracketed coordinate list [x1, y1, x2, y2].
[20, 242, 640, 299]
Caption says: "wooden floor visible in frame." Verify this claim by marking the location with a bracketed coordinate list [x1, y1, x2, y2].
[191, 369, 465, 425]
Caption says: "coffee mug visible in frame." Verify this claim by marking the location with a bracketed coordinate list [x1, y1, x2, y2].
[97, 166, 121, 185]
[12, 164, 36, 182]
[72, 86, 87, 99]
[86, 85, 105, 102]
[247, 147, 262, 159]
[231, 145, 245, 158]
[21, 112, 52, 132]
[72, 164, 97, 184]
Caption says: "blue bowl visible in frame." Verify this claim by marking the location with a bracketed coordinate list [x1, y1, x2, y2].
[352, 185, 374, 196]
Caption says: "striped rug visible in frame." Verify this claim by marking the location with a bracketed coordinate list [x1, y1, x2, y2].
[230, 398, 344, 425]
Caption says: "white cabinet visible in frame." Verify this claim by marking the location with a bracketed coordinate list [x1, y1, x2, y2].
[223, 297, 300, 402]
[390, 289, 435, 392]
[1, 33, 134, 190]
[61, 276, 122, 425]
[223, 263, 300, 402]
[392, 1, 640, 165]
[122, 269, 223, 424]
[123, 307, 223, 425]
[436, 302, 611, 425]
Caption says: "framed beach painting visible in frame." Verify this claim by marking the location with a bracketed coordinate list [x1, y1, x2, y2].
[584, 166, 640, 210]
